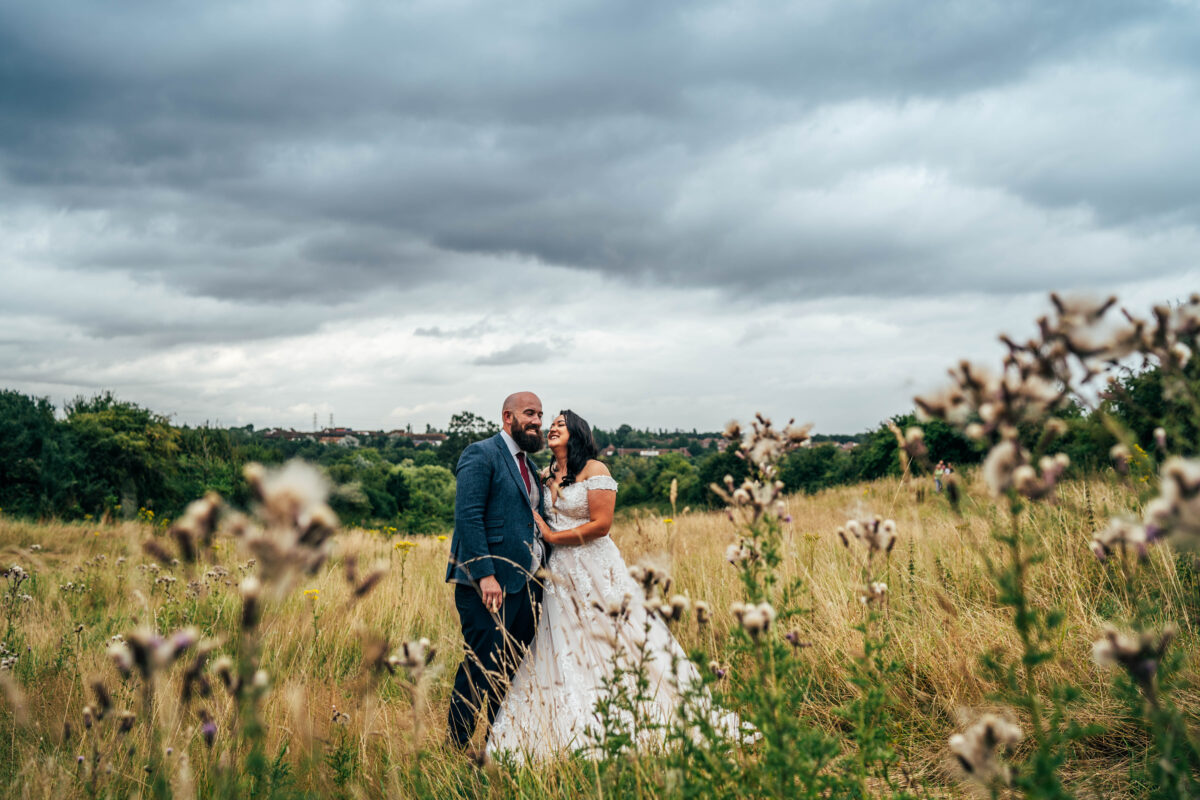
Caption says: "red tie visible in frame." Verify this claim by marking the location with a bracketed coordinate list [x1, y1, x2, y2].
[517, 455, 532, 495]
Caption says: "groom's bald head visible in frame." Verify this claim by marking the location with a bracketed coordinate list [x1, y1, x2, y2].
[502, 392, 544, 453]
[502, 391, 540, 418]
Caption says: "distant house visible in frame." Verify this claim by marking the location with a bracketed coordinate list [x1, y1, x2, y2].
[318, 427, 359, 447]
[410, 432, 448, 447]
[601, 446, 690, 458]
[261, 428, 314, 441]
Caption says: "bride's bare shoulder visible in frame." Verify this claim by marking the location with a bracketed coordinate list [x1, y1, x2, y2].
[578, 459, 611, 479]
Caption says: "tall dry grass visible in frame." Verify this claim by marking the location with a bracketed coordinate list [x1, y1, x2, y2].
[0, 465, 1188, 798]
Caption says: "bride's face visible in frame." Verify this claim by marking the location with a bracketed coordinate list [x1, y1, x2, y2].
[547, 415, 569, 450]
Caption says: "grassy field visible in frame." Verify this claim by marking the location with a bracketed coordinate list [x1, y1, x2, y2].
[0, 468, 1194, 799]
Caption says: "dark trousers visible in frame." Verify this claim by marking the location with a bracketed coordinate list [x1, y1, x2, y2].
[447, 581, 540, 748]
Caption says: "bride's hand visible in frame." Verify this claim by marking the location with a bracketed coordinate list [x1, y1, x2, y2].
[532, 511, 552, 539]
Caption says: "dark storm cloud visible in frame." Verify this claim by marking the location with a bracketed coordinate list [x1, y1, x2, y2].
[1, 0, 1197, 326]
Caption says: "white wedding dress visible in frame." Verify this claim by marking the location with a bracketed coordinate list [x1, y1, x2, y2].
[486, 475, 743, 761]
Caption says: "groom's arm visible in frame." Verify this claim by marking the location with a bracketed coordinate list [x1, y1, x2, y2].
[453, 443, 495, 583]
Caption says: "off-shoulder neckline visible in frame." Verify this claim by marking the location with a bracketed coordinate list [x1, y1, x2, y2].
[559, 474, 618, 488]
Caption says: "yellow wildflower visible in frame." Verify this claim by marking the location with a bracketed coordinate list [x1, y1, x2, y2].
[436, 535, 448, 542]
[663, 518, 674, 525]
[394, 540, 416, 551]
[303, 588, 319, 600]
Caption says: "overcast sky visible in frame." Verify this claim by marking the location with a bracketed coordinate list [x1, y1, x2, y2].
[2, 1, 1198, 434]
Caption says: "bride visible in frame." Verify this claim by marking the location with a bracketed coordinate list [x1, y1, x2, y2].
[486, 409, 742, 760]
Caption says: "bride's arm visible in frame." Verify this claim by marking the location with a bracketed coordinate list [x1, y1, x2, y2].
[535, 486, 616, 546]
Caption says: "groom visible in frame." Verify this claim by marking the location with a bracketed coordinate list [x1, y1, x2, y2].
[445, 391, 546, 749]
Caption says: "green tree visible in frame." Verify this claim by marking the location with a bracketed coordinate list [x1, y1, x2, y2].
[1106, 360, 1200, 454]
[0, 391, 75, 516]
[779, 444, 841, 494]
[696, 447, 751, 508]
[651, 453, 701, 509]
[64, 392, 181, 516]
[398, 462, 456, 533]
[440, 410, 499, 467]
[386, 467, 411, 514]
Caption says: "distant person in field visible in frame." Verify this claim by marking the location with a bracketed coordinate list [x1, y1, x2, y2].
[484, 409, 748, 760]
[935, 460, 946, 492]
[445, 391, 547, 750]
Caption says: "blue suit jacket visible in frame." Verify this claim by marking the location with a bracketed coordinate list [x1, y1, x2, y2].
[445, 433, 546, 594]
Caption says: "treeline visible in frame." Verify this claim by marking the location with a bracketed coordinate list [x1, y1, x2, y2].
[0, 363, 1190, 529]
[0, 392, 461, 533]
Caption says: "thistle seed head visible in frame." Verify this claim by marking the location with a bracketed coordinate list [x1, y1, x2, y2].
[390, 637, 437, 678]
[784, 629, 811, 649]
[725, 540, 757, 565]
[125, 628, 163, 679]
[1090, 518, 1149, 561]
[662, 594, 690, 622]
[240, 576, 262, 630]
[91, 682, 112, 717]
[1110, 444, 1131, 474]
[982, 439, 1026, 496]
[859, 582, 888, 605]
[212, 656, 237, 693]
[1140, 457, 1200, 543]
[1092, 623, 1175, 691]
[107, 640, 134, 678]
[736, 602, 776, 637]
[841, 517, 897, 556]
[903, 426, 927, 459]
[629, 561, 671, 597]
[949, 714, 1022, 786]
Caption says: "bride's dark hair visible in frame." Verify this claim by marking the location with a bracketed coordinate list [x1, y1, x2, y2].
[552, 409, 599, 487]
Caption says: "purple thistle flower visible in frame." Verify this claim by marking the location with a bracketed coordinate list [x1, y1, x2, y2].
[201, 720, 217, 747]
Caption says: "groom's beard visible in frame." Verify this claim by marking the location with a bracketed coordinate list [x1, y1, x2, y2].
[509, 421, 544, 453]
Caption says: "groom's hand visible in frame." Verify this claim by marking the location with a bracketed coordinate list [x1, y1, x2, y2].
[479, 575, 502, 614]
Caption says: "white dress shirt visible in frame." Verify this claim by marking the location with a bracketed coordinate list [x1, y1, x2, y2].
[500, 429, 544, 571]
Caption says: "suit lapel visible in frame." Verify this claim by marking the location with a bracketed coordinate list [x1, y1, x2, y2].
[495, 434, 529, 499]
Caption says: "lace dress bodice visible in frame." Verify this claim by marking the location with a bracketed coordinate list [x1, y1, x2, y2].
[543, 475, 624, 572]
[546, 474, 619, 525]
